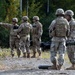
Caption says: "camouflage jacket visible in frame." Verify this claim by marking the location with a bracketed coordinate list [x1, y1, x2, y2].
[69, 18, 75, 38]
[49, 17, 70, 41]
[0, 23, 19, 37]
[16, 22, 32, 37]
[49, 17, 70, 37]
[32, 21, 43, 38]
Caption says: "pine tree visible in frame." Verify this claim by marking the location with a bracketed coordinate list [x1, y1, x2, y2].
[28, 0, 42, 19]
[5, 0, 20, 22]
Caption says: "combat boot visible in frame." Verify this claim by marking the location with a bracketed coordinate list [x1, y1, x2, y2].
[49, 65, 56, 70]
[57, 64, 62, 70]
[66, 64, 75, 70]
[17, 50, 21, 58]
[27, 53, 30, 58]
[50, 60, 58, 70]
[50, 64, 58, 70]
[38, 52, 42, 58]
[23, 53, 26, 58]
[31, 52, 36, 58]
[11, 50, 14, 58]
[11, 54, 14, 58]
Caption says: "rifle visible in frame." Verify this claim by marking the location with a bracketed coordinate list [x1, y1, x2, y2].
[66, 39, 75, 46]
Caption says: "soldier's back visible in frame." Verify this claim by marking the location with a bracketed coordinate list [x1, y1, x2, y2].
[55, 17, 68, 37]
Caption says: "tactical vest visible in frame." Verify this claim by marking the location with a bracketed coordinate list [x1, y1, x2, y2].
[21, 23, 31, 36]
[55, 18, 67, 37]
[32, 24, 38, 34]
[10, 25, 19, 36]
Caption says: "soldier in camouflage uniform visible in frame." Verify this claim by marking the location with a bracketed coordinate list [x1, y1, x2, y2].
[0, 18, 20, 57]
[31, 16, 43, 58]
[65, 10, 75, 70]
[49, 8, 69, 70]
[16, 16, 32, 58]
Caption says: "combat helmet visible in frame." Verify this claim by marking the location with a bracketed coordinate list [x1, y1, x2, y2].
[12, 18, 18, 23]
[33, 16, 39, 21]
[65, 10, 74, 17]
[22, 16, 29, 21]
[55, 8, 65, 16]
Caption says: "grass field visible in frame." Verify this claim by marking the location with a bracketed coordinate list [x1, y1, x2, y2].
[0, 48, 71, 70]
[0, 48, 10, 58]
[0, 48, 70, 61]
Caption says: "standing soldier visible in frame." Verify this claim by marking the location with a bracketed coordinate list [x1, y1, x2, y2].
[16, 16, 32, 58]
[49, 8, 69, 70]
[0, 18, 20, 57]
[31, 16, 43, 58]
[65, 10, 75, 70]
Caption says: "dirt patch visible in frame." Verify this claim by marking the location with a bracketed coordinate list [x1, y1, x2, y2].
[0, 65, 7, 70]
[0, 57, 74, 75]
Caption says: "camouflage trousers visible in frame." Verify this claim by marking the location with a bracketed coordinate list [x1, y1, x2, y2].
[32, 36, 41, 54]
[10, 36, 20, 56]
[19, 35, 30, 54]
[67, 45, 75, 64]
[50, 41, 66, 66]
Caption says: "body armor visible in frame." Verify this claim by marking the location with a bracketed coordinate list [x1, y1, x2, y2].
[55, 18, 67, 37]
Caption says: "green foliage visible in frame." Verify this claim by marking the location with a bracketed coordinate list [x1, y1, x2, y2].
[40, 13, 55, 41]
[0, 48, 10, 58]
[28, 0, 42, 19]
[5, 0, 20, 22]
[0, 0, 7, 21]
[0, 27, 9, 47]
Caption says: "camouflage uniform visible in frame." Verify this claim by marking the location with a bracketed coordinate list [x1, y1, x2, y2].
[31, 16, 43, 58]
[65, 10, 75, 70]
[16, 16, 32, 58]
[0, 18, 20, 57]
[49, 8, 69, 70]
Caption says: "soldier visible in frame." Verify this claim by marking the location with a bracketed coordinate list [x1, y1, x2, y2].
[0, 18, 20, 57]
[16, 16, 32, 58]
[65, 10, 75, 70]
[31, 16, 43, 58]
[49, 8, 69, 70]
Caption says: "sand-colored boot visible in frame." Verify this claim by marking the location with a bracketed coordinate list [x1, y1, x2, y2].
[57, 64, 62, 70]
[27, 53, 30, 58]
[37, 52, 42, 59]
[66, 64, 75, 70]
[49, 65, 58, 70]
[17, 50, 21, 58]
[11, 54, 14, 58]
[23, 53, 26, 58]
[31, 52, 36, 58]
[50, 60, 58, 70]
